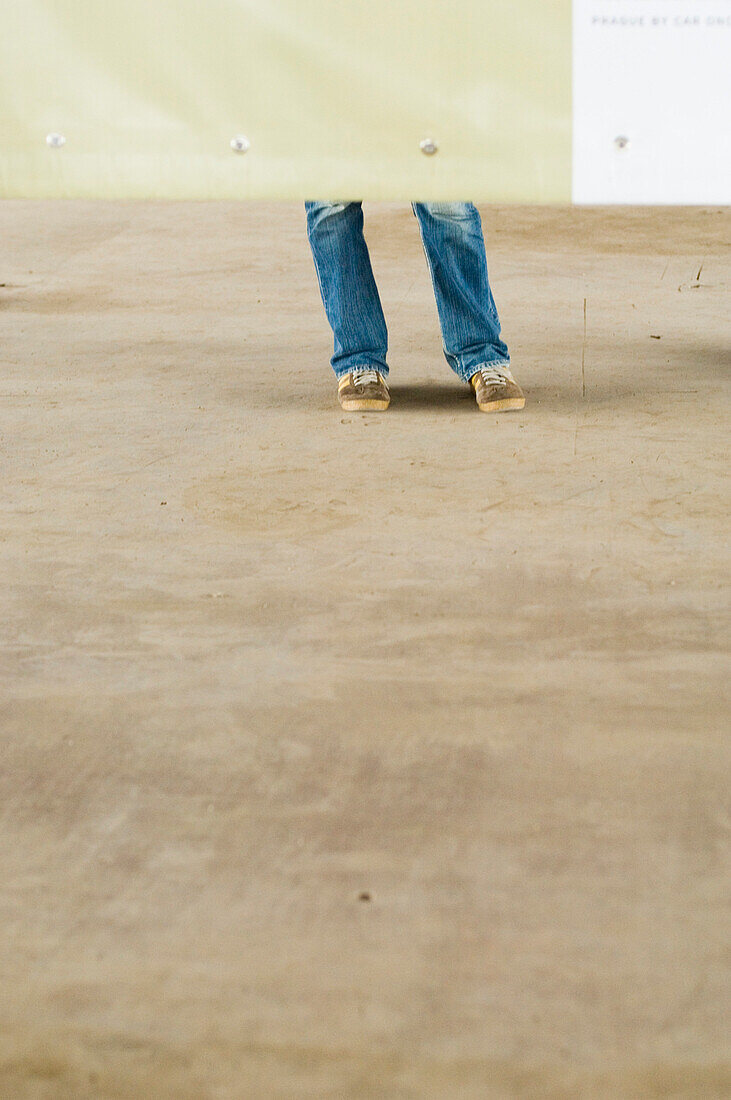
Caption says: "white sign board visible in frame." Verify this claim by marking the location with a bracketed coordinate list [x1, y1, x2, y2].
[573, 1, 731, 203]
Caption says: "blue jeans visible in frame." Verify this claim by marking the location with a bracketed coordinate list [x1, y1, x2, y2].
[304, 201, 510, 381]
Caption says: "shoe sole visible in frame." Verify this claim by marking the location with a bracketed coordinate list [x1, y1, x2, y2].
[476, 396, 526, 412]
[339, 398, 390, 411]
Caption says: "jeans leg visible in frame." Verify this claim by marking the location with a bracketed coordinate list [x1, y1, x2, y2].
[412, 201, 510, 382]
[304, 201, 389, 379]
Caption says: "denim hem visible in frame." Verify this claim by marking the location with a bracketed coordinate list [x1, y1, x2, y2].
[455, 359, 511, 384]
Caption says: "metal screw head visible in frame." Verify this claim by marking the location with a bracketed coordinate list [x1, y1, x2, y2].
[230, 135, 250, 154]
[614, 135, 630, 151]
[420, 138, 438, 156]
[46, 132, 66, 148]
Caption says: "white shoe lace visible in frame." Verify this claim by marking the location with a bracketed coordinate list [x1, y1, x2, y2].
[477, 366, 511, 386]
[352, 368, 381, 386]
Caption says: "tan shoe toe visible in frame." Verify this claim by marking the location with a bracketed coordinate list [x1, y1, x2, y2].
[470, 367, 525, 412]
[337, 369, 390, 411]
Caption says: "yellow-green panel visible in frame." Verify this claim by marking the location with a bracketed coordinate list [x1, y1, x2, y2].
[0, 0, 572, 202]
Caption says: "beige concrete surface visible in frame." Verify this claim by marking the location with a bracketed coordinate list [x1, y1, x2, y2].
[0, 200, 729, 1098]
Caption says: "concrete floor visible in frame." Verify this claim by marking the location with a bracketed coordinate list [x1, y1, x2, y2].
[0, 200, 729, 1098]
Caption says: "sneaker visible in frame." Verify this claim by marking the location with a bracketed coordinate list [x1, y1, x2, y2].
[469, 366, 525, 412]
[337, 368, 390, 411]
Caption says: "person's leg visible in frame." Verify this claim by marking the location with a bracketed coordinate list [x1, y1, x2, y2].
[411, 201, 510, 382]
[304, 201, 390, 379]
